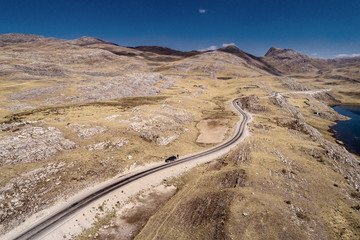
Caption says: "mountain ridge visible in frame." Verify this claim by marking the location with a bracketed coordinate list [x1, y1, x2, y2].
[0, 32, 360, 240]
[2, 33, 360, 77]
[2, 33, 360, 61]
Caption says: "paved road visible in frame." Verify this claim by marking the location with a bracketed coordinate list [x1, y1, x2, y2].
[9, 98, 249, 240]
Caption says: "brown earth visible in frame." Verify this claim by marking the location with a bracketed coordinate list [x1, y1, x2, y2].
[196, 119, 229, 144]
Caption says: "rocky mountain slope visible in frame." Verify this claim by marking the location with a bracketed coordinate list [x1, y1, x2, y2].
[1, 33, 360, 239]
[263, 46, 326, 73]
[219, 45, 281, 75]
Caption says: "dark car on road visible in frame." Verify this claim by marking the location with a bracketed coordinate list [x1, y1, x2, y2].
[165, 155, 177, 163]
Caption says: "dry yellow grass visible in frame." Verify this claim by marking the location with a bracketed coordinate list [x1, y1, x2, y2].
[1, 37, 360, 238]
[136, 94, 360, 240]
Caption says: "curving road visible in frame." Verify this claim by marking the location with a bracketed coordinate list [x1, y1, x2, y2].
[9, 98, 249, 240]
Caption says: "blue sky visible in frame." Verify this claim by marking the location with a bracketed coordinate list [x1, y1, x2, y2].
[1, 0, 359, 58]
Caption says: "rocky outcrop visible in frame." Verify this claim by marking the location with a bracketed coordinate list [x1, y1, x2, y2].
[319, 139, 360, 189]
[71, 73, 169, 103]
[155, 133, 182, 146]
[275, 117, 322, 139]
[128, 105, 193, 145]
[237, 95, 266, 112]
[0, 125, 75, 165]
[271, 93, 304, 120]
[66, 124, 106, 139]
[87, 139, 128, 151]
[0, 161, 68, 232]
[276, 116, 360, 189]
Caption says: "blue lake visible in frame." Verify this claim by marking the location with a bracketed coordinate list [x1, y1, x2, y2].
[331, 106, 360, 156]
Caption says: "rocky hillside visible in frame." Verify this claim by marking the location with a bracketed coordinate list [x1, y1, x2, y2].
[1, 33, 360, 239]
[263, 46, 323, 73]
[219, 45, 281, 75]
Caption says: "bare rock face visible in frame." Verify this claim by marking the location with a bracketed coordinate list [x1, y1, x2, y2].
[0, 125, 76, 165]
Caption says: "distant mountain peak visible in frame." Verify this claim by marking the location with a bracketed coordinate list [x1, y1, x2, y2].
[218, 45, 244, 54]
[218, 45, 251, 57]
[69, 36, 115, 46]
[263, 46, 324, 73]
[264, 46, 308, 58]
[264, 46, 298, 57]
[265, 46, 282, 56]
[77, 36, 102, 42]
